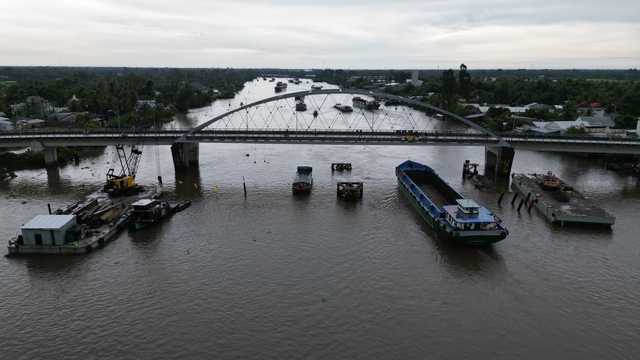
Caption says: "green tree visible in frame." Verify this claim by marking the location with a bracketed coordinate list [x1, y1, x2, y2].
[458, 64, 471, 101]
[441, 69, 457, 107]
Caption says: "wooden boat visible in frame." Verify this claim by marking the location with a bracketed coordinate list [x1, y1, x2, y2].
[396, 160, 508, 245]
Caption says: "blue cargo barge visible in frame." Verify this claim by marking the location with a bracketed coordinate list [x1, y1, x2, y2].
[396, 160, 508, 245]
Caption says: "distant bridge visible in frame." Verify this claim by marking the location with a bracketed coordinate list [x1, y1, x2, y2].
[2, 89, 639, 176]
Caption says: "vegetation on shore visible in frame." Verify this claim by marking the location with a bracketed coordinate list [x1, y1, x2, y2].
[1, 66, 638, 172]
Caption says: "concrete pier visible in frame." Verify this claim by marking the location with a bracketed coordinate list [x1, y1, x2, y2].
[171, 143, 199, 171]
[44, 147, 58, 165]
[485, 146, 515, 179]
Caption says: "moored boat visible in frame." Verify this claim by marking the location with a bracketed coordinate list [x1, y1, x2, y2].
[274, 81, 288, 91]
[130, 198, 192, 230]
[333, 103, 353, 112]
[311, 85, 323, 90]
[396, 160, 508, 245]
[352, 96, 381, 110]
[292, 166, 313, 192]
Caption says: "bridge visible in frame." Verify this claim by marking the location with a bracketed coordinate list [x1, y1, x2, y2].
[2, 89, 639, 177]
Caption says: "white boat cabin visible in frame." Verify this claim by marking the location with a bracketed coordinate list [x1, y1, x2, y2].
[443, 199, 499, 231]
[20, 215, 77, 246]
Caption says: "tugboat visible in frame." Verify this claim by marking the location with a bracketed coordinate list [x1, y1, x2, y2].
[129, 199, 191, 230]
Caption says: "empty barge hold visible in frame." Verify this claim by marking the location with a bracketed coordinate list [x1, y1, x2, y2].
[511, 173, 615, 226]
[396, 160, 508, 245]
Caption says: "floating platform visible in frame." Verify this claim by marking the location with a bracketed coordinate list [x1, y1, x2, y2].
[331, 163, 352, 171]
[511, 173, 615, 226]
[337, 182, 363, 201]
[7, 182, 163, 255]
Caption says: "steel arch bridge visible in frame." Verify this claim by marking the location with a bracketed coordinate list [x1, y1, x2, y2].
[175, 89, 510, 147]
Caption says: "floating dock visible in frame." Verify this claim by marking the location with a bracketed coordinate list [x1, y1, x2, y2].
[337, 182, 363, 201]
[511, 173, 615, 226]
[331, 163, 352, 171]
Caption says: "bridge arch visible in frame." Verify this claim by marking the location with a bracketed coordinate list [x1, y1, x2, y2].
[176, 89, 510, 147]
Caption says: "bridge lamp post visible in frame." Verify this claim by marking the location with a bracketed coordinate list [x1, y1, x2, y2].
[444, 100, 448, 133]
[612, 103, 617, 121]
[513, 100, 518, 131]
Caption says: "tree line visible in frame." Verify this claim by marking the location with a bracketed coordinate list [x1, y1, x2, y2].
[1, 66, 639, 132]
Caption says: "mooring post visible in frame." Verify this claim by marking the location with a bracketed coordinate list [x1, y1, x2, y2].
[524, 192, 531, 204]
[510, 192, 519, 205]
[517, 199, 525, 212]
[527, 199, 536, 211]
[497, 192, 505, 205]
[243, 177, 247, 197]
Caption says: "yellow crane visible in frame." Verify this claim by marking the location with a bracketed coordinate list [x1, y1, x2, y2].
[103, 144, 143, 196]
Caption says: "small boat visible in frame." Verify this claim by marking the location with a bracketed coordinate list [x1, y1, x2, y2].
[311, 85, 323, 90]
[396, 160, 508, 245]
[334, 103, 353, 112]
[130, 199, 192, 230]
[296, 102, 307, 111]
[292, 166, 313, 192]
[383, 98, 401, 106]
[352, 96, 380, 110]
[313, 110, 318, 117]
[274, 81, 288, 91]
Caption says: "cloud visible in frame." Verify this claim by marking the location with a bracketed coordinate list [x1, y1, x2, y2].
[2, 0, 639, 68]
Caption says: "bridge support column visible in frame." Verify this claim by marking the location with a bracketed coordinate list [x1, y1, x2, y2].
[485, 146, 515, 179]
[43, 147, 58, 165]
[171, 143, 199, 172]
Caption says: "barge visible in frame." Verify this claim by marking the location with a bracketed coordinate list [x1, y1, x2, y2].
[396, 160, 508, 245]
[7, 182, 162, 255]
[511, 172, 615, 226]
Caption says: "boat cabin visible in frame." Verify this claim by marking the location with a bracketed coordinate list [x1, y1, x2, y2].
[442, 199, 499, 231]
[20, 215, 77, 246]
[131, 199, 167, 220]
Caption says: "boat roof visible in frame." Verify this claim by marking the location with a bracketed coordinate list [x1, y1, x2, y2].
[456, 199, 480, 209]
[443, 204, 496, 223]
[132, 199, 156, 207]
[297, 165, 312, 171]
[22, 214, 75, 229]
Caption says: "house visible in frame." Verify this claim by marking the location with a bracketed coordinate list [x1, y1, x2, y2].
[52, 112, 77, 122]
[577, 102, 605, 117]
[27, 96, 52, 116]
[0, 117, 15, 131]
[136, 100, 156, 110]
[578, 116, 615, 128]
[528, 119, 588, 135]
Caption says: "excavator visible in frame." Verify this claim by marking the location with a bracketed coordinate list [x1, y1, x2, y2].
[103, 144, 144, 196]
[540, 170, 560, 190]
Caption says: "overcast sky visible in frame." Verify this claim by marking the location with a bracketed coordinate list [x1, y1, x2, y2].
[2, 0, 639, 69]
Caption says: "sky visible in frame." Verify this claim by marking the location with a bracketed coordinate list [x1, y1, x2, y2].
[2, 0, 639, 70]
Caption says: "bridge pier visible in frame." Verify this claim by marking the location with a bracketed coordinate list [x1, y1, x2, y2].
[171, 143, 199, 171]
[44, 147, 58, 165]
[485, 146, 515, 178]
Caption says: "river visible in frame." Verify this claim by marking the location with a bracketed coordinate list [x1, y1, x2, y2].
[1, 78, 639, 359]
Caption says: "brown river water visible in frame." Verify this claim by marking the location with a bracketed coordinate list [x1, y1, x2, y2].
[1, 79, 639, 359]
